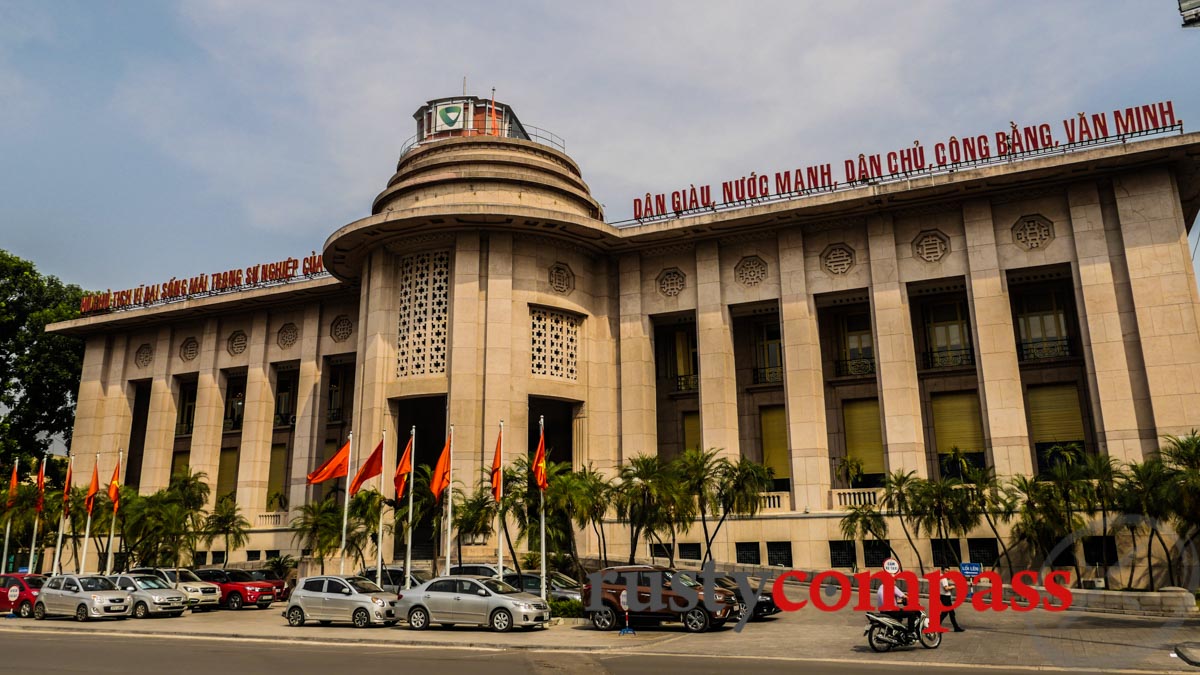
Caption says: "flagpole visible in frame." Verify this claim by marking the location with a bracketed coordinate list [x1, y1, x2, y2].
[444, 425, 454, 576]
[404, 425, 415, 590]
[340, 431, 354, 575]
[80, 454, 97, 574]
[51, 453, 71, 575]
[104, 450, 121, 575]
[497, 420, 504, 577]
[539, 415, 546, 601]
[29, 455, 44, 574]
[2, 463, 11, 574]
[376, 429, 386, 588]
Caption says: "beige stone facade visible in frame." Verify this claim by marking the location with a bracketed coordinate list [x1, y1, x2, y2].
[48, 97, 1200, 578]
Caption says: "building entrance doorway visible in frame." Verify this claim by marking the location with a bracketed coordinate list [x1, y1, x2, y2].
[392, 395, 447, 561]
[528, 396, 576, 468]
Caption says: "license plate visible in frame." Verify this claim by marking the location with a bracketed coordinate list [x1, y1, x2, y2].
[260, 595, 273, 601]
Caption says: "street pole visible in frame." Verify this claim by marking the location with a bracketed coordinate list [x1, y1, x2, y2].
[539, 415, 546, 602]
[104, 450, 121, 575]
[1, 518, 10, 574]
[80, 453, 97, 574]
[497, 420, 504, 577]
[444, 425, 454, 576]
[29, 455, 44, 573]
[339, 431, 354, 576]
[51, 454, 71, 575]
[376, 429, 386, 588]
[403, 426, 414, 590]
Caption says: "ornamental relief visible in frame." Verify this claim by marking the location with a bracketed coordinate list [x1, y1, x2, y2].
[734, 256, 768, 287]
[179, 337, 199, 362]
[657, 268, 686, 297]
[1012, 214, 1055, 251]
[134, 343, 153, 368]
[548, 262, 575, 295]
[821, 244, 856, 276]
[912, 230, 950, 263]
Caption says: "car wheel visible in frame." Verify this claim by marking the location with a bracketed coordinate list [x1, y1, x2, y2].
[407, 606, 429, 630]
[227, 593, 243, 611]
[134, 602, 149, 619]
[286, 606, 305, 627]
[590, 604, 620, 631]
[75, 604, 90, 622]
[867, 625, 893, 653]
[33, 603, 46, 621]
[352, 608, 371, 628]
[18, 601, 32, 619]
[490, 608, 513, 633]
[682, 607, 710, 633]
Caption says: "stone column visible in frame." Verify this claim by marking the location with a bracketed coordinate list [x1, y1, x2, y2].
[1067, 182, 1143, 463]
[140, 326, 179, 492]
[1114, 168, 1200, 437]
[67, 337, 109, 488]
[355, 248, 399, 485]
[867, 214, 928, 477]
[695, 241, 740, 459]
[963, 199, 1033, 477]
[237, 314, 273, 514]
[190, 319, 225, 508]
[288, 305, 324, 511]
[97, 334, 131, 464]
[448, 233, 485, 478]
[482, 234, 515, 467]
[618, 253, 657, 465]
[777, 229, 831, 511]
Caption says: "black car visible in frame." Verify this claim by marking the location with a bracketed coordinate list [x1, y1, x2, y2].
[502, 571, 583, 602]
[713, 575, 780, 621]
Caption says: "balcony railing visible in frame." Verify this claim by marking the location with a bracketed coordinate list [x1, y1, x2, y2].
[759, 491, 789, 512]
[923, 347, 975, 369]
[273, 413, 296, 428]
[222, 417, 243, 433]
[753, 367, 784, 385]
[255, 512, 288, 528]
[327, 408, 346, 424]
[1019, 338, 1072, 361]
[674, 374, 699, 393]
[835, 358, 876, 377]
[175, 420, 194, 437]
[829, 488, 881, 509]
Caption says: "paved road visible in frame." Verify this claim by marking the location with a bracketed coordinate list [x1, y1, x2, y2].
[5, 632, 1162, 675]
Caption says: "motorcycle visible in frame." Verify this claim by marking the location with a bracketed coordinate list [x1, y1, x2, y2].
[863, 610, 942, 652]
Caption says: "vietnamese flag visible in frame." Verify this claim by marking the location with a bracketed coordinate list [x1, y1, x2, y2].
[532, 426, 548, 492]
[394, 436, 413, 499]
[107, 458, 121, 514]
[430, 433, 452, 503]
[349, 440, 383, 496]
[490, 427, 503, 502]
[62, 460, 72, 518]
[6, 464, 16, 510]
[35, 459, 45, 513]
[85, 465, 99, 516]
[307, 441, 350, 485]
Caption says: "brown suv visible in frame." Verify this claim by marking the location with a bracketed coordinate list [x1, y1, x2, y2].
[582, 565, 737, 633]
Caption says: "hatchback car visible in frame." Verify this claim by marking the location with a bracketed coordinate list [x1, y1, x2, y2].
[195, 568, 276, 610]
[34, 574, 131, 621]
[129, 567, 221, 610]
[356, 567, 431, 594]
[284, 575, 399, 628]
[582, 565, 736, 633]
[109, 574, 188, 618]
[245, 569, 290, 602]
[447, 563, 516, 578]
[502, 571, 583, 602]
[712, 574, 780, 621]
[396, 575, 549, 632]
[1, 573, 46, 618]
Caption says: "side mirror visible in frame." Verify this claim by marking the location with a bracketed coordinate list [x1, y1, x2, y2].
[341, 588, 351, 595]
[124, 586, 135, 592]
[477, 589, 488, 597]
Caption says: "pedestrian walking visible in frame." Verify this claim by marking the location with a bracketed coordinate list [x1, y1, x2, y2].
[939, 567, 965, 632]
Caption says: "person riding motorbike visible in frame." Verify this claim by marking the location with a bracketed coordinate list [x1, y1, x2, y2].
[876, 579, 920, 635]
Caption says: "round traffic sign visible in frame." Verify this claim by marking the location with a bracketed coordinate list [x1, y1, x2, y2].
[882, 558, 901, 575]
[6, 585, 18, 602]
[618, 589, 629, 611]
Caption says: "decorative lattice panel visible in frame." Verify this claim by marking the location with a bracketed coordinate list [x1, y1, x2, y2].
[277, 323, 299, 349]
[179, 337, 199, 362]
[530, 306, 581, 380]
[397, 250, 451, 377]
[134, 343, 153, 368]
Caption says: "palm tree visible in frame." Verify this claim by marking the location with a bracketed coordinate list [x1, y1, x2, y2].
[1161, 431, 1200, 577]
[1118, 459, 1177, 590]
[1082, 453, 1124, 585]
[839, 503, 894, 569]
[836, 456, 865, 488]
[290, 496, 341, 574]
[572, 465, 614, 567]
[346, 489, 385, 572]
[204, 495, 250, 568]
[496, 463, 527, 575]
[454, 482, 497, 560]
[911, 476, 977, 567]
[703, 458, 773, 561]
[675, 448, 726, 564]
[652, 460, 696, 567]
[880, 470, 926, 575]
[615, 455, 667, 564]
[963, 464, 1017, 579]
[1045, 445, 1088, 584]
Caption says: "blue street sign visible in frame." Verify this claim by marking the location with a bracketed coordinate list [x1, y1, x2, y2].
[959, 562, 982, 578]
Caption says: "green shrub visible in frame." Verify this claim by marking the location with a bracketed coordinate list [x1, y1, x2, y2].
[549, 598, 584, 618]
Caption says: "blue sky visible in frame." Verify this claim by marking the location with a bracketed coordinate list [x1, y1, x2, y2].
[1, 1, 1198, 291]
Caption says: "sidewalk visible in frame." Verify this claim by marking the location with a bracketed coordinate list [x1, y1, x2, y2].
[3, 599, 1198, 673]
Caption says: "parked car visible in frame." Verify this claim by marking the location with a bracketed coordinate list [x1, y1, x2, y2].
[128, 567, 221, 611]
[284, 575, 399, 628]
[356, 567, 431, 594]
[395, 575, 549, 632]
[109, 574, 188, 618]
[1, 573, 46, 618]
[194, 568, 277, 610]
[582, 565, 736, 633]
[245, 568, 290, 602]
[34, 574, 130, 622]
[712, 574, 780, 621]
[502, 571, 583, 602]
[447, 563, 516, 578]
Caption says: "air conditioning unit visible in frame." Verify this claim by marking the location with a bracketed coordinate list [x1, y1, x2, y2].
[1081, 578, 1106, 590]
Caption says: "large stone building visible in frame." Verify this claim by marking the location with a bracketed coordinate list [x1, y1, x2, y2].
[49, 97, 1200, 576]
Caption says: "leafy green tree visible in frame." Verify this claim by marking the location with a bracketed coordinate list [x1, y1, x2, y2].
[204, 495, 250, 568]
[676, 448, 725, 564]
[1118, 459, 1177, 590]
[615, 455, 671, 564]
[1161, 431, 1200, 571]
[839, 503, 894, 569]
[290, 496, 342, 574]
[265, 554, 297, 578]
[911, 476, 978, 567]
[835, 456, 865, 488]
[454, 481, 497, 560]
[703, 457, 773, 562]
[962, 464, 1018, 579]
[880, 469, 926, 575]
[1081, 453, 1124, 585]
[571, 465, 614, 567]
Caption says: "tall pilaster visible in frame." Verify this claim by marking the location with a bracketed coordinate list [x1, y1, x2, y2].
[237, 314, 273, 512]
[289, 304, 324, 510]
[140, 326, 178, 492]
[695, 241, 740, 458]
[190, 319, 225, 507]
[448, 233, 485, 476]
[618, 253, 657, 467]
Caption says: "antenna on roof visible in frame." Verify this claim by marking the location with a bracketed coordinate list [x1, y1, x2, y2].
[463, 76, 467, 95]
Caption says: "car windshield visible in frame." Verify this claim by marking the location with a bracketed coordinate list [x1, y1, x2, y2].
[171, 569, 202, 583]
[713, 576, 738, 590]
[668, 571, 700, 589]
[480, 579, 519, 594]
[250, 570, 280, 581]
[225, 570, 255, 582]
[347, 578, 384, 594]
[134, 577, 170, 590]
[550, 572, 581, 589]
[79, 576, 116, 591]
[25, 576, 45, 589]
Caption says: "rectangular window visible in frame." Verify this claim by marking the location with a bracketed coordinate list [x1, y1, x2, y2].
[245, 550, 261, 562]
[682, 412, 701, 455]
[176, 380, 198, 436]
[829, 541, 857, 569]
[649, 543, 672, 559]
[1026, 384, 1086, 473]
[170, 448, 190, 480]
[1016, 292, 1069, 342]
[931, 539, 962, 568]
[759, 406, 791, 491]
[216, 446, 240, 503]
[274, 368, 299, 427]
[211, 551, 226, 565]
[1083, 536, 1118, 566]
[927, 301, 969, 351]
[932, 392, 987, 477]
[755, 321, 784, 384]
[843, 313, 874, 360]
[267, 443, 288, 510]
[327, 363, 353, 425]
[223, 374, 247, 432]
[678, 543, 701, 561]
[530, 306, 582, 380]
[843, 399, 885, 482]
[266, 549, 280, 560]
[967, 538, 1000, 568]
[735, 542, 761, 565]
[766, 541, 793, 568]
[675, 328, 698, 377]
[193, 551, 208, 567]
[863, 540, 892, 568]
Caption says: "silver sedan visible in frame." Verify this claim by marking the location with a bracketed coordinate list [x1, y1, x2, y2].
[396, 575, 550, 632]
[109, 574, 188, 618]
[283, 575, 399, 628]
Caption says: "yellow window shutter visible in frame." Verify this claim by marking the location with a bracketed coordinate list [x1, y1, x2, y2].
[759, 406, 790, 479]
[932, 392, 985, 454]
[1027, 384, 1085, 444]
[216, 447, 240, 501]
[843, 399, 885, 474]
[682, 411, 701, 454]
[267, 443, 288, 505]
